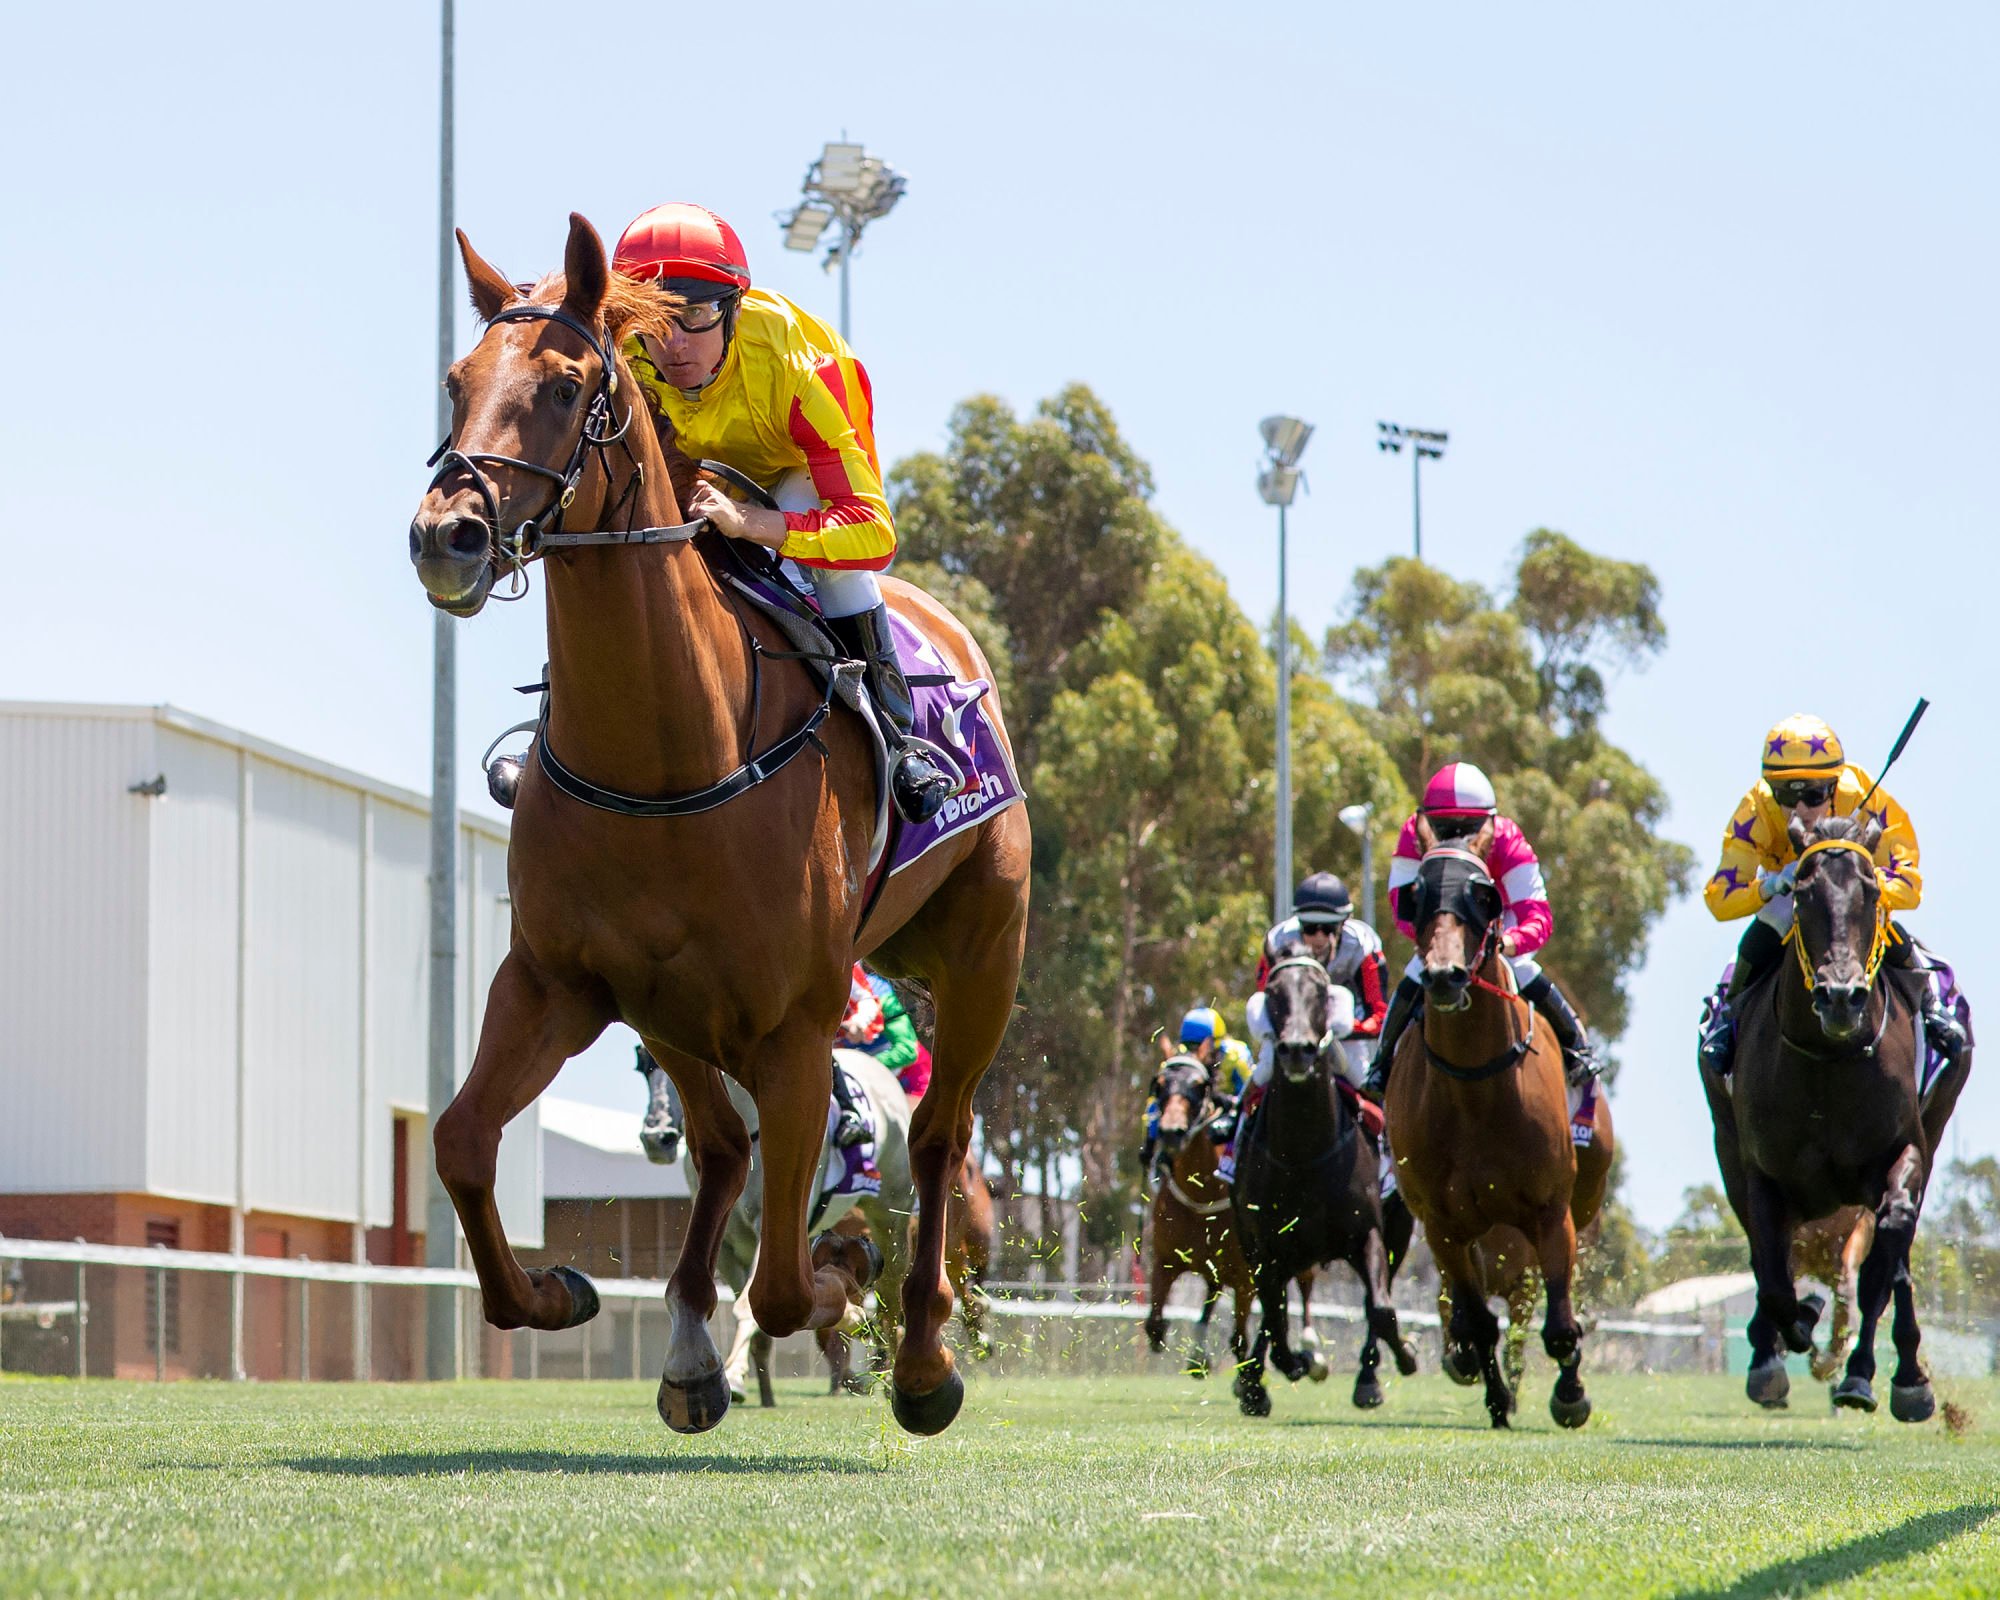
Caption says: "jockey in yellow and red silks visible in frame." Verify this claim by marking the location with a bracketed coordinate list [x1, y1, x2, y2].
[1696, 712, 1965, 1074]
[610, 202, 951, 824]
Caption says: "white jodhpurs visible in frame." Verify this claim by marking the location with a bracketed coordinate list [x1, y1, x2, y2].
[1756, 893, 1796, 936]
[772, 468, 882, 618]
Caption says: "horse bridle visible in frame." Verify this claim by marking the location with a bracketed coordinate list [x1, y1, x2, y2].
[424, 300, 839, 820]
[1412, 848, 1537, 1082]
[424, 301, 705, 598]
[1776, 835, 1893, 1058]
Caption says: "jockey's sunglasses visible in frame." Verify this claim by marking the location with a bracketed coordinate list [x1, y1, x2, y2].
[1771, 779, 1836, 808]
[1298, 917, 1346, 935]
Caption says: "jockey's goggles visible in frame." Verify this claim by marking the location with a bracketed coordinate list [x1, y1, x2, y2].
[666, 298, 731, 334]
[1297, 915, 1347, 934]
[1427, 814, 1488, 840]
[1771, 779, 1836, 808]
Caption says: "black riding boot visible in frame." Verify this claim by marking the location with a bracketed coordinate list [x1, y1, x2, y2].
[1362, 976, 1423, 1101]
[1699, 919, 1786, 1078]
[830, 1060, 868, 1147]
[1519, 973, 1599, 1088]
[1887, 921, 1968, 1063]
[829, 604, 954, 824]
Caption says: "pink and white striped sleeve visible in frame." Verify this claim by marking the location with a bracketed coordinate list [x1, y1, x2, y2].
[1488, 817, 1552, 955]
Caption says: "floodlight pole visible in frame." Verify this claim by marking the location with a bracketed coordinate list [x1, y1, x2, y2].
[1274, 499, 1291, 926]
[1411, 445, 1423, 562]
[425, 0, 462, 1384]
[838, 236, 852, 342]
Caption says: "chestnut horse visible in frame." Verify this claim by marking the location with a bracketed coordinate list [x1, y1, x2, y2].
[1386, 834, 1612, 1429]
[409, 215, 1030, 1438]
[1143, 1055, 1257, 1380]
[1701, 813, 1970, 1418]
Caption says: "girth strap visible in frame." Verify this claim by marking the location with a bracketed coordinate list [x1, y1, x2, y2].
[533, 688, 833, 819]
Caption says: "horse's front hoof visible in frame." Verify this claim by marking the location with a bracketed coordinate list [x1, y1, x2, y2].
[1890, 1381, 1935, 1423]
[1353, 1372, 1385, 1409]
[890, 1367, 965, 1436]
[1392, 1338, 1420, 1377]
[1486, 1402, 1512, 1430]
[1238, 1382, 1272, 1418]
[1442, 1344, 1480, 1387]
[1307, 1348, 1330, 1383]
[1747, 1357, 1791, 1410]
[1550, 1388, 1592, 1429]
[658, 1368, 732, 1434]
[542, 1266, 600, 1329]
[1831, 1374, 1877, 1412]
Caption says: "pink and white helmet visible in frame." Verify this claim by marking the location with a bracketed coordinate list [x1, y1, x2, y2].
[1420, 761, 1498, 818]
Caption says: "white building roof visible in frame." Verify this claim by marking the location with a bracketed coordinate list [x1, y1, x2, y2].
[1634, 1271, 1757, 1315]
[541, 1095, 691, 1200]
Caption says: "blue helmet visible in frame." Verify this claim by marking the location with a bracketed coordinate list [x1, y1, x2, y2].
[1179, 1006, 1225, 1047]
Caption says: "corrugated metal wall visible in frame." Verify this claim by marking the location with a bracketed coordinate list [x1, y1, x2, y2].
[0, 708, 153, 1193]
[2, 705, 539, 1247]
[147, 727, 244, 1203]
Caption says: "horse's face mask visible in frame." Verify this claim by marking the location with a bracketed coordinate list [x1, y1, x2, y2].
[1788, 813, 1888, 1041]
[1409, 847, 1504, 1012]
[1265, 955, 1334, 1084]
[1151, 1057, 1210, 1161]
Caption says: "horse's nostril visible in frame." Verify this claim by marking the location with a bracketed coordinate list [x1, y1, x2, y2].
[443, 517, 489, 558]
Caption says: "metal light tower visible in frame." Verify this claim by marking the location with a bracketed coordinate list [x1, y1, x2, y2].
[1339, 802, 1375, 928]
[1376, 421, 1448, 561]
[778, 139, 908, 341]
[425, 0, 462, 1383]
[1259, 415, 1313, 926]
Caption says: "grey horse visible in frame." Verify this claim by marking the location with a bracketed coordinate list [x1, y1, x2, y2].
[639, 1045, 915, 1402]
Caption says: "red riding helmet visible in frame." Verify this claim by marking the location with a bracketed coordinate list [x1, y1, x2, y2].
[613, 203, 752, 295]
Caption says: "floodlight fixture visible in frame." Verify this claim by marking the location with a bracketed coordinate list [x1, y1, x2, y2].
[781, 137, 909, 339]
[1257, 464, 1302, 507]
[781, 203, 835, 253]
[1261, 414, 1314, 468]
[1338, 803, 1371, 834]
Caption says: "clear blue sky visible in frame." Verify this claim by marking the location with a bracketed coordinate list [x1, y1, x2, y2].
[6, 2, 1995, 1230]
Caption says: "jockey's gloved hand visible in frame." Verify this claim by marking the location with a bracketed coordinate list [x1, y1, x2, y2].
[1757, 861, 1799, 902]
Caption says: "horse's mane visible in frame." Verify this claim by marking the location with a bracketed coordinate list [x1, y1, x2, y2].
[501, 270, 684, 344]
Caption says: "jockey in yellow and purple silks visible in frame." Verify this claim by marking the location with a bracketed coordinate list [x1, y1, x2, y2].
[1139, 1008, 1247, 1173]
[610, 202, 951, 824]
[1696, 712, 1965, 1074]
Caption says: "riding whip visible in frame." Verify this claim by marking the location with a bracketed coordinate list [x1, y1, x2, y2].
[1855, 697, 1929, 813]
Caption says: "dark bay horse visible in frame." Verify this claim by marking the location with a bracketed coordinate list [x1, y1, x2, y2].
[1233, 956, 1417, 1415]
[1701, 813, 1970, 1418]
[1144, 1056, 1256, 1380]
[1386, 834, 1612, 1429]
[409, 215, 1030, 1437]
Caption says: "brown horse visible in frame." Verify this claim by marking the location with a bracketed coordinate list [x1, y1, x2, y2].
[1701, 813, 1969, 1418]
[1386, 833, 1612, 1428]
[1794, 1208, 1873, 1384]
[409, 215, 1030, 1438]
[1143, 1056, 1257, 1379]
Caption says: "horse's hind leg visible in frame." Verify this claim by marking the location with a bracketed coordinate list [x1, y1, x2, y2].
[1504, 1267, 1541, 1395]
[434, 952, 610, 1331]
[1532, 1200, 1591, 1429]
[648, 1046, 754, 1432]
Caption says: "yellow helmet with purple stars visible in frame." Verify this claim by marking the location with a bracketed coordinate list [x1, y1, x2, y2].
[1761, 714, 1845, 781]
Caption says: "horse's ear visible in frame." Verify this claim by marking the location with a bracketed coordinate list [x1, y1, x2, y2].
[1416, 815, 1439, 854]
[1787, 813, 1813, 858]
[1859, 812, 1885, 855]
[561, 212, 609, 324]
[457, 229, 515, 322]
[1470, 817, 1496, 859]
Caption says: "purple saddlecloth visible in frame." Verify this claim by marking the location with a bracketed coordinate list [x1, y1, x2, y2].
[885, 612, 1024, 877]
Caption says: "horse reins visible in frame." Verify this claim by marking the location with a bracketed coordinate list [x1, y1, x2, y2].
[1774, 836, 1895, 1059]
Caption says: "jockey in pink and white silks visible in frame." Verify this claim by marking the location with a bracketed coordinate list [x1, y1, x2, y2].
[1362, 761, 1600, 1098]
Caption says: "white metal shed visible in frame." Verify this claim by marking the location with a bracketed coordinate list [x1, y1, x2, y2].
[0, 702, 540, 1247]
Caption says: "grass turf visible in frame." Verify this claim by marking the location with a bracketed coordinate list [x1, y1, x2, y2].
[3, 1370, 1999, 1598]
